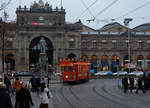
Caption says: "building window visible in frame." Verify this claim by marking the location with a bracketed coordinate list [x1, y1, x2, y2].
[112, 40, 117, 49]
[81, 40, 87, 48]
[138, 42, 143, 49]
[102, 40, 107, 48]
[125, 40, 129, 48]
[92, 40, 97, 49]
[148, 43, 150, 49]
[69, 41, 75, 48]
[6, 41, 13, 48]
[68, 38, 75, 48]
[147, 40, 150, 49]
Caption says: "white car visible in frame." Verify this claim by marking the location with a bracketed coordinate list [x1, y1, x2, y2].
[94, 71, 112, 76]
[113, 71, 127, 76]
[129, 71, 143, 76]
[54, 72, 62, 76]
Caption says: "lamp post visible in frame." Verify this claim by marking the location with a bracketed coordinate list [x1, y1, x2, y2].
[124, 18, 133, 73]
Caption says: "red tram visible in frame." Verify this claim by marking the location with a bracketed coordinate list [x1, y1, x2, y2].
[59, 58, 91, 83]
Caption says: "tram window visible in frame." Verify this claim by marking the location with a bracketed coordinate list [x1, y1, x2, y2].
[80, 65, 82, 73]
[64, 66, 68, 72]
[68, 66, 73, 72]
[61, 66, 65, 72]
[74, 64, 78, 72]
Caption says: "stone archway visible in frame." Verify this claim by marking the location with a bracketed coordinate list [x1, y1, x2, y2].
[68, 53, 76, 60]
[101, 55, 109, 71]
[111, 55, 119, 72]
[29, 36, 53, 71]
[91, 55, 98, 72]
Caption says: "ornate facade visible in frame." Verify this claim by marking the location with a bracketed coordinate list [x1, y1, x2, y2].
[1, 0, 150, 72]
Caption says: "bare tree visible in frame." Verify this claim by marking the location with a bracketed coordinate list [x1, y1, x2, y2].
[0, 0, 12, 11]
[0, 11, 17, 73]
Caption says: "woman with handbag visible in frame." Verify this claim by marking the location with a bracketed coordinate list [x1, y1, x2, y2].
[39, 82, 49, 108]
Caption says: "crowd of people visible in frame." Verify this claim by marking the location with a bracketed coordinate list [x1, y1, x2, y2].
[0, 74, 53, 108]
[122, 73, 150, 94]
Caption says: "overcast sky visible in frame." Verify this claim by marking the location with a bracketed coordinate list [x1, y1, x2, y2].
[1, 0, 150, 29]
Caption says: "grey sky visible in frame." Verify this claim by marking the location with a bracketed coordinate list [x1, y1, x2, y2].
[1, 0, 150, 29]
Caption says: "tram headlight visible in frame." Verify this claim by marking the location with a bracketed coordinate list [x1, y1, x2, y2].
[65, 75, 68, 79]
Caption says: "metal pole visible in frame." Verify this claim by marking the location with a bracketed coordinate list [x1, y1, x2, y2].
[128, 27, 130, 73]
[2, 25, 5, 73]
[124, 18, 132, 73]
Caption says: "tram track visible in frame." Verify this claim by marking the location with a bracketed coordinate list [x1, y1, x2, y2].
[59, 85, 76, 108]
[69, 85, 95, 108]
[92, 85, 131, 108]
[108, 84, 150, 106]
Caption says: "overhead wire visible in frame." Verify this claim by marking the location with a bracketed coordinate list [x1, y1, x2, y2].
[116, 1, 150, 20]
[80, 0, 95, 19]
[94, 0, 119, 18]
[86, 0, 119, 23]
[75, 0, 98, 21]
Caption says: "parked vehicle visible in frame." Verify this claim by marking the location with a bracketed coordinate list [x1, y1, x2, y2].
[94, 71, 113, 76]
[129, 71, 143, 76]
[112, 71, 127, 76]
[16, 71, 32, 76]
[54, 72, 62, 76]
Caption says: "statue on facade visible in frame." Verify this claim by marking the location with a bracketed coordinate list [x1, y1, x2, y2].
[31, 1, 38, 8]
[39, 37, 47, 53]
[38, 0, 44, 8]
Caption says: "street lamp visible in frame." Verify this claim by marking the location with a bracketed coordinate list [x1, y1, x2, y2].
[124, 18, 133, 73]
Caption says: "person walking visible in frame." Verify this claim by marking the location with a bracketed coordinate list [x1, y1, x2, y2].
[122, 73, 129, 93]
[129, 76, 134, 93]
[0, 82, 13, 108]
[136, 76, 145, 94]
[14, 77, 21, 93]
[39, 82, 50, 108]
[36, 77, 41, 96]
[29, 75, 37, 93]
[15, 82, 34, 108]
[10, 77, 15, 96]
[4, 74, 11, 93]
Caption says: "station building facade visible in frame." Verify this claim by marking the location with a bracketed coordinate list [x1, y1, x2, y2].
[1, 0, 150, 72]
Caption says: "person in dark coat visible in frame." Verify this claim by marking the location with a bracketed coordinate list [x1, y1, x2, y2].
[0, 82, 13, 108]
[36, 77, 41, 96]
[136, 76, 145, 94]
[15, 82, 34, 108]
[122, 74, 129, 93]
[4, 74, 11, 93]
[29, 75, 37, 92]
[129, 76, 134, 93]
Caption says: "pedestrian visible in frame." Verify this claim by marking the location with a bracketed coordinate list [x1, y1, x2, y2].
[14, 77, 21, 92]
[122, 73, 129, 93]
[10, 77, 15, 96]
[4, 74, 11, 93]
[29, 75, 37, 93]
[129, 76, 134, 93]
[0, 82, 13, 108]
[15, 82, 34, 108]
[136, 76, 145, 94]
[36, 77, 41, 96]
[39, 82, 50, 108]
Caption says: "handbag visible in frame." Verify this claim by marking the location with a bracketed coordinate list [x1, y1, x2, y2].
[47, 91, 50, 99]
